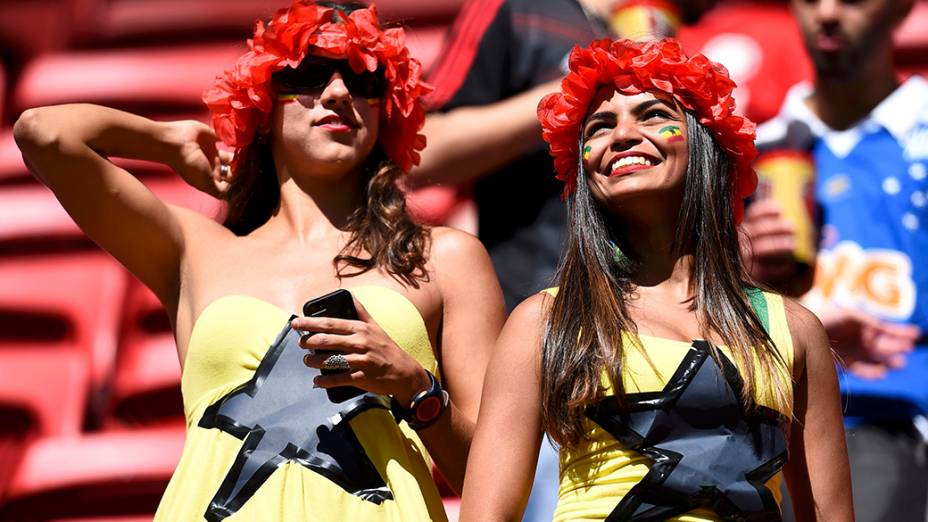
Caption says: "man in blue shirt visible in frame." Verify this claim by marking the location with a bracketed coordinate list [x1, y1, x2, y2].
[745, 0, 926, 519]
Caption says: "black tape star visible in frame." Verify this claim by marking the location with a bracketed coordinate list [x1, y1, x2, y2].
[198, 318, 394, 521]
[586, 340, 787, 522]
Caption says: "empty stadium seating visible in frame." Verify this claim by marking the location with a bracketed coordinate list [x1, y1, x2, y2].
[13, 44, 245, 117]
[0, 426, 185, 520]
[106, 282, 182, 428]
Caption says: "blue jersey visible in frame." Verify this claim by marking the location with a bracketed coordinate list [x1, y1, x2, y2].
[757, 77, 928, 420]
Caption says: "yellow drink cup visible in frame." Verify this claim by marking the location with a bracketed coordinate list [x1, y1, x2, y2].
[754, 150, 817, 265]
[610, 0, 682, 40]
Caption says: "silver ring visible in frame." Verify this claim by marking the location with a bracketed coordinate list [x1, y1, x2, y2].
[322, 353, 351, 372]
[219, 163, 230, 176]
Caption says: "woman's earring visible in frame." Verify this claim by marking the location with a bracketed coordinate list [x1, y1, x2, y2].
[608, 240, 633, 272]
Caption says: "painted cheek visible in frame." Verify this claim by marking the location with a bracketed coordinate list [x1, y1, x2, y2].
[277, 94, 299, 104]
[582, 145, 592, 161]
[658, 125, 685, 143]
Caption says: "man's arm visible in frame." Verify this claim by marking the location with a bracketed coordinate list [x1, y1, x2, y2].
[407, 79, 560, 188]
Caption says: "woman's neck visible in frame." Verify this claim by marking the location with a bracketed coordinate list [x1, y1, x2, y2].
[258, 166, 364, 244]
[616, 215, 693, 297]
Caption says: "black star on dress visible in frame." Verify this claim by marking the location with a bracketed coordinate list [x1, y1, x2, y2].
[585, 340, 787, 522]
[197, 318, 394, 522]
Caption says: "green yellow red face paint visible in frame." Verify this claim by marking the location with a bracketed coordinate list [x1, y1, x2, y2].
[582, 145, 592, 161]
[277, 93, 380, 108]
[659, 125, 684, 142]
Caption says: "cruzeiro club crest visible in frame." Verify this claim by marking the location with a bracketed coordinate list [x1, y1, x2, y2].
[586, 340, 788, 521]
[198, 318, 393, 521]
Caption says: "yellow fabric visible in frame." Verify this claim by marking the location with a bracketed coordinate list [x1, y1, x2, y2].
[543, 289, 795, 522]
[154, 286, 447, 521]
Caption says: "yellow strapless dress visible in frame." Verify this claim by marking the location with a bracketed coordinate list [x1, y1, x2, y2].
[550, 289, 795, 521]
[154, 286, 447, 521]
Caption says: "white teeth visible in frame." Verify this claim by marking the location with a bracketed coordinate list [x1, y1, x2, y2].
[611, 155, 653, 172]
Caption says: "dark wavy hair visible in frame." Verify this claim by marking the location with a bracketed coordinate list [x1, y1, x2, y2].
[221, 0, 430, 287]
[541, 111, 792, 447]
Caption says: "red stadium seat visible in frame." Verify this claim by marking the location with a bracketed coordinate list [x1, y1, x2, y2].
[0, 0, 96, 59]
[0, 426, 184, 520]
[0, 130, 32, 187]
[0, 253, 128, 407]
[13, 25, 446, 118]
[0, 349, 89, 438]
[0, 348, 90, 495]
[405, 185, 471, 226]
[107, 282, 183, 428]
[401, 25, 447, 73]
[13, 43, 245, 116]
[378, 0, 465, 24]
[895, 1, 928, 67]
[0, 178, 217, 400]
[0, 184, 83, 248]
[79, 0, 462, 47]
[0, 62, 5, 124]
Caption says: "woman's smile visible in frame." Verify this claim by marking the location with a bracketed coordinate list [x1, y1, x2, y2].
[605, 151, 661, 177]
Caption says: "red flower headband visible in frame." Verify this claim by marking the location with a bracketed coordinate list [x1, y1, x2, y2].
[537, 38, 757, 222]
[203, 1, 432, 172]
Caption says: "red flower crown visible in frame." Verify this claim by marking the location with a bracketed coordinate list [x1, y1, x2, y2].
[202, 1, 433, 173]
[537, 38, 758, 222]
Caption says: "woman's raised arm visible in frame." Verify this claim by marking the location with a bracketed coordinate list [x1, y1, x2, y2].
[13, 104, 228, 305]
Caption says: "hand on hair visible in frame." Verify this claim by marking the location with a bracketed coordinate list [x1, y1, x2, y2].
[818, 305, 921, 380]
[162, 120, 235, 198]
[291, 295, 432, 404]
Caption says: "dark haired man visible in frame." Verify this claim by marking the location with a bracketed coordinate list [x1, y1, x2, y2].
[746, 0, 927, 519]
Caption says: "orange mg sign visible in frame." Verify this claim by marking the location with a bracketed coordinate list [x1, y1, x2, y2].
[805, 241, 916, 321]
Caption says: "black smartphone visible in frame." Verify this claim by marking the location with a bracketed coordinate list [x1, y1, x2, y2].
[302, 289, 364, 403]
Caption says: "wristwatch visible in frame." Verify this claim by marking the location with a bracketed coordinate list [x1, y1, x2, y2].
[392, 370, 449, 431]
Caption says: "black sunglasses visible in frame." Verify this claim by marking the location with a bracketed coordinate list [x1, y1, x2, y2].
[274, 56, 387, 99]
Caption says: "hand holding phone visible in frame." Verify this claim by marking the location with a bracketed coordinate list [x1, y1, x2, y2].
[301, 289, 364, 403]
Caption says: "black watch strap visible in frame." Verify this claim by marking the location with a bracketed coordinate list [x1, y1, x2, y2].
[391, 370, 449, 431]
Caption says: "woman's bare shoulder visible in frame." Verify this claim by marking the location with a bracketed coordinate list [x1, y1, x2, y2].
[428, 226, 485, 259]
[782, 296, 830, 377]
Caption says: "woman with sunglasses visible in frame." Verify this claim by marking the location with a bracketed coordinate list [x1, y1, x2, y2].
[14, 1, 504, 520]
[459, 39, 853, 521]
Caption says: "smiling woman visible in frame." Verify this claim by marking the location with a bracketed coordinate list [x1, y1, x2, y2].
[459, 38, 854, 522]
[13, 1, 505, 521]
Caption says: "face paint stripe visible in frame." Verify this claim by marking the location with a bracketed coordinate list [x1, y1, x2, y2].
[659, 125, 684, 142]
[277, 94, 300, 103]
[583, 145, 592, 161]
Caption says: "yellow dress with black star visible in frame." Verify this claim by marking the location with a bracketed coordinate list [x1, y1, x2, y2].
[154, 286, 447, 521]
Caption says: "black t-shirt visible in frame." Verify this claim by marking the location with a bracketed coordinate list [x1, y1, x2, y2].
[427, 0, 605, 308]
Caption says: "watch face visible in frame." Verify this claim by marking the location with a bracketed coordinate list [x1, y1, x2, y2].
[415, 395, 443, 423]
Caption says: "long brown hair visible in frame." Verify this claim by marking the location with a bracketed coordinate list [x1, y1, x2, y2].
[541, 111, 791, 447]
[219, 0, 430, 287]
[222, 138, 430, 287]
